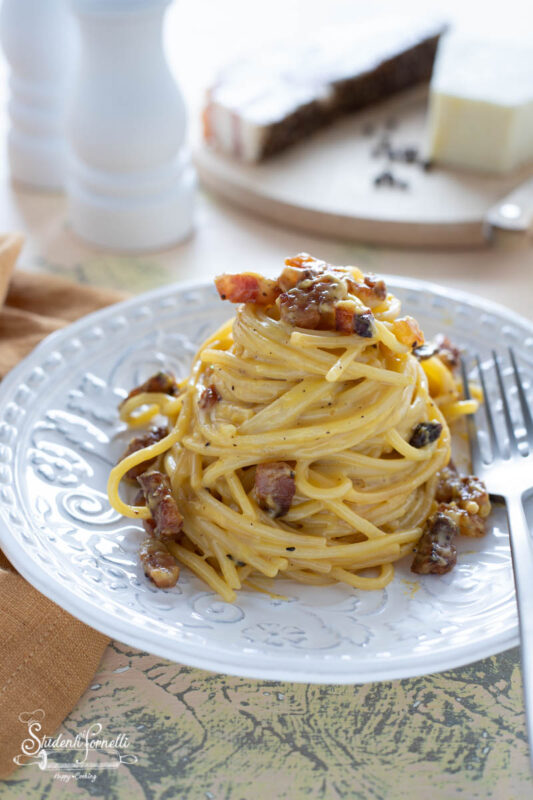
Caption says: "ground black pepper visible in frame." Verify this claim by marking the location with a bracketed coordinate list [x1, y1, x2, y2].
[369, 117, 432, 187]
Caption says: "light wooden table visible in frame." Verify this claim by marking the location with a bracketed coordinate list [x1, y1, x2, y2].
[2, 2, 533, 798]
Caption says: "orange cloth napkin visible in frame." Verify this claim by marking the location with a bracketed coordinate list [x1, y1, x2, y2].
[0, 234, 126, 778]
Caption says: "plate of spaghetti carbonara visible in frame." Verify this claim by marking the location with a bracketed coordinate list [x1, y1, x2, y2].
[109, 254, 490, 602]
[0, 255, 523, 682]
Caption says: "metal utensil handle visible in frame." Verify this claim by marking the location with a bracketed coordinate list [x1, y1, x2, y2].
[506, 495, 533, 768]
[485, 176, 533, 237]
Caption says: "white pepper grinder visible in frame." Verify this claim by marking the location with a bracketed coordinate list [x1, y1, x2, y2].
[0, 0, 74, 190]
[67, 0, 195, 251]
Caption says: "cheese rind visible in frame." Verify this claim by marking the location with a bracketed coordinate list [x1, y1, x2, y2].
[204, 16, 446, 162]
[426, 35, 533, 174]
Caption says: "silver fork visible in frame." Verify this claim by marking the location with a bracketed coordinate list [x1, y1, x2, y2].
[461, 348, 533, 768]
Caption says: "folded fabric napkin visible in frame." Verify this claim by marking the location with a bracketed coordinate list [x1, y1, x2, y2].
[0, 233, 126, 778]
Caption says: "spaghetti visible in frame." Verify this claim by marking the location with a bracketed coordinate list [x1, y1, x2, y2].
[108, 254, 485, 602]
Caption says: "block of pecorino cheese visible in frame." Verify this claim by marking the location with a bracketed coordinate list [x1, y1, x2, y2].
[426, 34, 533, 174]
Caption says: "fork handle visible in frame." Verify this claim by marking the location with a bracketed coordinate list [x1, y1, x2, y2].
[506, 497, 533, 767]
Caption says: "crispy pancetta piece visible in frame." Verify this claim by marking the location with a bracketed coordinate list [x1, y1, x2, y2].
[199, 384, 221, 409]
[435, 464, 462, 503]
[439, 505, 485, 538]
[434, 334, 461, 371]
[409, 421, 442, 448]
[133, 489, 157, 536]
[278, 254, 327, 291]
[216, 255, 387, 335]
[254, 461, 296, 518]
[215, 273, 280, 305]
[335, 303, 374, 337]
[391, 316, 425, 349]
[278, 289, 319, 328]
[137, 471, 183, 541]
[121, 426, 169, 481]
[279, 266, 316, 292]
[412, 462, 490, 573]
[139, 539, 180, 588]
[121, 371, 180, 406]
[436, 464, 491, 515]
[435, 463, 491, 537]
[414, 335, 461, 371]
[353, 275, 387, 308]
[278, 272, 348, 329]
[284, 253, 325, 270]
[278, 271, 376, 333]
[411, 510, 458, 575]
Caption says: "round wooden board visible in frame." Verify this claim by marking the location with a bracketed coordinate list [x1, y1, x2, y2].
[194, 88, 533, 249]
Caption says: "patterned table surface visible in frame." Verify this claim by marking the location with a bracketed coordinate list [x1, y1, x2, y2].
[1, 1, 533, 797]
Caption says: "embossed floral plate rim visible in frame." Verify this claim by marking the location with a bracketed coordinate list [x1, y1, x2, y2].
[0, 275, 528, 684]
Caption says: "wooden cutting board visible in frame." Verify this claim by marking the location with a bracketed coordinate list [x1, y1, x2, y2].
[194, 87, 533, 249]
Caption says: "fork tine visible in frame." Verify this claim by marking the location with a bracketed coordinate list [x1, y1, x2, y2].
[460, 356, 482, 472]
[509, 347, 533, 446]
[475, 354, 502, 461]
[493, 350, 520, 455]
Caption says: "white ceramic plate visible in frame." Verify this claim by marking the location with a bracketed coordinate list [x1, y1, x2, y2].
[0, 277, 530, 683]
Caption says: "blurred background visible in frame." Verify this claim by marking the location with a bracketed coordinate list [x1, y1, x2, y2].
[0, 0, 531, 302]
[164, 0, 533, 126]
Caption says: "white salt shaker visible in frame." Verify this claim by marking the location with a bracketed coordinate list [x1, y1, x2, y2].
[0, 0, 74, 190]
[67, 0, 195, 251]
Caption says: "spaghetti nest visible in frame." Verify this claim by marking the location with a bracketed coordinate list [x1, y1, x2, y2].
[108, 255, 473, 602]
